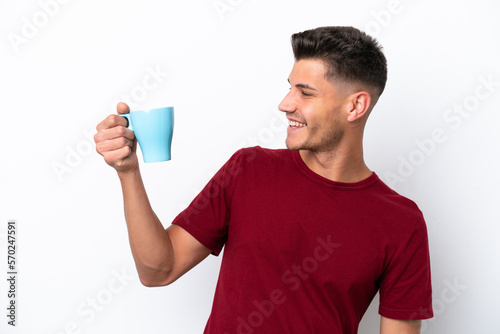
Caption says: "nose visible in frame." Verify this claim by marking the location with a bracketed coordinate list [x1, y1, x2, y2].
[278, 89, 296, 114]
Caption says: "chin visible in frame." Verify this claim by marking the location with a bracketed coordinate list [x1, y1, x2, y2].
[285, 139, 304, 151]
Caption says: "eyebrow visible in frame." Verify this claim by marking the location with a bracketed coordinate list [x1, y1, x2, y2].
[288, 79, 318, 91]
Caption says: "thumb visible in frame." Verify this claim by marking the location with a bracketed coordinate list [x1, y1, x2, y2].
[117, 102, 131, 115]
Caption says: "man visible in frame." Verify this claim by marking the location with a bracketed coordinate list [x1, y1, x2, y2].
[95, 26, 433, 333]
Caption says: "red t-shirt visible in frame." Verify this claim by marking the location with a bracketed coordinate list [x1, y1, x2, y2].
[173, 147, 433, 333]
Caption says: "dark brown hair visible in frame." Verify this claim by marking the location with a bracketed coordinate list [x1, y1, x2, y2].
[292, 26, 387, 97]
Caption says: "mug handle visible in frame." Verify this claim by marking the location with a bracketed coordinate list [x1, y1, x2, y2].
[120, 114, 133, 131]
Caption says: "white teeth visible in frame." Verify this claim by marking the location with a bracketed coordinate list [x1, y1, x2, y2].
[289, 120, 306, 128]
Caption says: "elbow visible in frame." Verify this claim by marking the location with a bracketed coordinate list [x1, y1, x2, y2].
[140, 278, 166, 288]
[139, 277, 161, 287]
[138, 268, 176, 287]
[140, 277, 172, 287]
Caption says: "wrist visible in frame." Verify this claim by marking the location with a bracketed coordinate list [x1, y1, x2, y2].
[117, 166, 141, 182]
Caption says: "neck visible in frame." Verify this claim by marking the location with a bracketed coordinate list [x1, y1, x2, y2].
[299, 144, 372, 183]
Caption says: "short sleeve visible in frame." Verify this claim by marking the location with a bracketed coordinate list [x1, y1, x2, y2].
[378, 218, 434, 320]
[171, 149, 245, 255]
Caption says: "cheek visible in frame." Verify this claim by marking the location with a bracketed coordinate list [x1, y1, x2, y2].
[307, 110, 331, 131]
[311, 113, 343, 138]
[322, 105, 344, 127]
[306, 123, 321, 135]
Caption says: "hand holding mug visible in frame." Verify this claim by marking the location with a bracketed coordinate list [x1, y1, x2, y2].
[95, 102, 174, 173]
[95, 102, 139, 173]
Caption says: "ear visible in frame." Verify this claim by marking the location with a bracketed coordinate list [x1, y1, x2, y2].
[347, 91, 371, 122]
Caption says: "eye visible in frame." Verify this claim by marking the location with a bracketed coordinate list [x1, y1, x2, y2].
[301, 91, 312, 97]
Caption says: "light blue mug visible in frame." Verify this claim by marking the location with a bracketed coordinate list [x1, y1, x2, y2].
[121, 106, 174, 163]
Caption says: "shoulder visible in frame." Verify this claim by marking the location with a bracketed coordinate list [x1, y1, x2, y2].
[220, 146, 292, 185]
[229, 146, 290, 166]
[370, 176, 426, 229]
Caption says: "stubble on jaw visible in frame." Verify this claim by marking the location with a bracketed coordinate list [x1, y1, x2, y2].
[286, 118, 345, 153]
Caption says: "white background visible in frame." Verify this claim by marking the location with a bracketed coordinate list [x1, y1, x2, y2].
[1, 0, 499, 333]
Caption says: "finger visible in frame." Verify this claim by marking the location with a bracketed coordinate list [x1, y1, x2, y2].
[104, 125, 135, 141]
[102, 146, 132, 166]
[96, 137, 134, 155]
[94, 125, 135, 145]
[117, 102, 130, 115]
[96, 114, 129, 132]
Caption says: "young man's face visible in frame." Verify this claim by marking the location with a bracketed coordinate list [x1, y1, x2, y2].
[279, 59, 350, 152]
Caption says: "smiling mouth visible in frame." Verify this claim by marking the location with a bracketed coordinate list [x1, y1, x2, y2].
[289, 120, 307, 128]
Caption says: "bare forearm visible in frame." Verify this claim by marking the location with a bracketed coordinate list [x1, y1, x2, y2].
[380, 317, 421, 334]
[118, 168, 173, 286]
